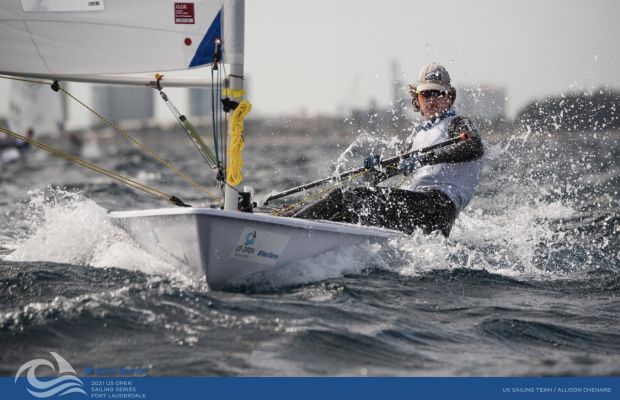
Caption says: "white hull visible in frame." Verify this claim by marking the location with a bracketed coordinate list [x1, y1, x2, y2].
[110, 208, 400, 289]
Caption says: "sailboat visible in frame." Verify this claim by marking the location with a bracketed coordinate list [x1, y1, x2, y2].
[1, 78, 64, 163]
[0, 0, 403, 288]
[6, 79, 64, 138]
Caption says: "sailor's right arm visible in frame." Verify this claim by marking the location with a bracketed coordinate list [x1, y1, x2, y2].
[424, 116, 485, 165]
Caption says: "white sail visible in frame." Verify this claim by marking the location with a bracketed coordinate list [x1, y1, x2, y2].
[0, 0, 226, 77]
[7, 79, 64, 137]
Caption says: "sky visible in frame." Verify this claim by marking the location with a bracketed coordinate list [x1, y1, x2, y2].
[1, 0, 619, 126]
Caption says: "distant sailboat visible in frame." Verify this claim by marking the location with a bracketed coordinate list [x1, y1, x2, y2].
[0, 146, 20, 164]
[1, 79, 64, 163]
[8, 78, 64, 134]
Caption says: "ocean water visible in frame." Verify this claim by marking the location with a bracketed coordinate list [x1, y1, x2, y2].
[0, 124, 618, 376]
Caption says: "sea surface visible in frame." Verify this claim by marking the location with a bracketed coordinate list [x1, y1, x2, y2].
[0, 120, 618, 376]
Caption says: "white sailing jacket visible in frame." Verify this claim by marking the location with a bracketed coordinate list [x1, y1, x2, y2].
[402, 111, 485, 212]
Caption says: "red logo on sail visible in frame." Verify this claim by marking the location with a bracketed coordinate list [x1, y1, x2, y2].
[175, 3, 195, 24]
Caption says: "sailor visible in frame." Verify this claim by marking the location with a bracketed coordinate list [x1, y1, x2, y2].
[15, 127, 34, 153]
[292, 63, 485, 237]
[0, 128, 34, 150]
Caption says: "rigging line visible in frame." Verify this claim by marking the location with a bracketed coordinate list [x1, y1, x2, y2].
[221, 69, 228, 183]
[0, 75, 50, 85]
[0, 126, 190, 207]
[225, 116, 229, 185]
[216, 66, 228, 197]
[209, 65, 226, 197]
[152, 77, 217, 167]
[215, 68, 221, 162]
[221, 70, 227, 172]
[218, 68, 224, 165]
[210, 66, 220, 163]
[57, 85, 221, 201]
[159, 91, 217, 167]
[222, 70, 228, 174]
[219, 69, 224, 166]
[224, 103, 228, 183]
[217, 71, 228, 168]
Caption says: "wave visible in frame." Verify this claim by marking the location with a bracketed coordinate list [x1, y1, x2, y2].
[4, 188, 185, 277]
[481, 318, 620, 353]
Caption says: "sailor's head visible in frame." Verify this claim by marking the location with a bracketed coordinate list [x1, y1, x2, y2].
[409, 63, 456, 119]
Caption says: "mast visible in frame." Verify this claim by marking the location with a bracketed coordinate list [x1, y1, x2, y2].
[223, 0, 246, 211]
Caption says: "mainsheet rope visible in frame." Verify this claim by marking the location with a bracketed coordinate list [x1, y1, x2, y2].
[269, 169, 369, 216]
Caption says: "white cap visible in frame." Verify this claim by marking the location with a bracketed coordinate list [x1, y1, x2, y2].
[415, 63, 452, 92]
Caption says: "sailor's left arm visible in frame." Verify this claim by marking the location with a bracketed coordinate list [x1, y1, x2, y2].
[424, 116, 485, 165]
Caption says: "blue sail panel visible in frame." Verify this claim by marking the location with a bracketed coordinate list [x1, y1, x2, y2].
[189, 10, 222, 68]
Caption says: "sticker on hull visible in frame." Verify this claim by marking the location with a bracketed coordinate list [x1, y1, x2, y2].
[231, 228, 290, 266]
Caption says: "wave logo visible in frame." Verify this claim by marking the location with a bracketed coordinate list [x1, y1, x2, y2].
[244, 230, 256, 246]
[15, 352, 87, 398]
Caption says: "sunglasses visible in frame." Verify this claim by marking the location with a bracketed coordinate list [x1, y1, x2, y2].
[417, 90, 446, 99]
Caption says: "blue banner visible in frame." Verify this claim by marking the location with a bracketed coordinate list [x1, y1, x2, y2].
[3, 377, 619, 400]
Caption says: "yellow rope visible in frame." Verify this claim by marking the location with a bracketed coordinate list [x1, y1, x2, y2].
[0, 75, 222, 203]
[0, 127, 185, 206]
[226, 100, 252, 186]
[223, 88, 247, 99]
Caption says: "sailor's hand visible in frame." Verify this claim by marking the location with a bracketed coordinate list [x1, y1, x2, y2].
[397, 154, 425, 176]
[363, 154, 381, 170]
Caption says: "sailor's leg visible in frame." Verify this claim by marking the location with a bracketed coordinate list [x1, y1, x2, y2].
[343, 188, 458, 236]
[396, 190, 458, 236]
[342, 187, 391, 227]
[290, 187, 456, 236]
[343, 187, 417, 232]
[291, 188, 348, 221]
[293, 187, 380, 224]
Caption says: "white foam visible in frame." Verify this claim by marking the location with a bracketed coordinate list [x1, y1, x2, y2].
[236, 241, 388, 288]
[222, 195, 579, 288]
[4, 180, 581, 290]
[5, 188, 183, 278]
[387, 231, 452, 277]
[388, 199, 577, 280]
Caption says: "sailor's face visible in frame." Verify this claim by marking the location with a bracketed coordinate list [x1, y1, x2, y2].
[418, 90, 452, 119]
